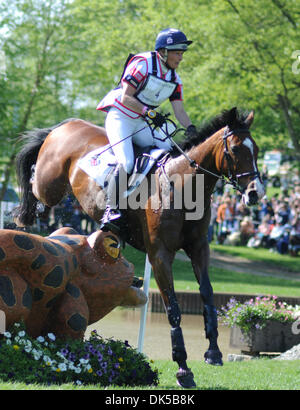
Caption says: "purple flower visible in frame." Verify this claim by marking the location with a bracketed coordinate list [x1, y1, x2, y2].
[60, 348, 69, 356]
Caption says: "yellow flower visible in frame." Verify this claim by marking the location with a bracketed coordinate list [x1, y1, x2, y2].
[55, 368, 61, 373]
[13, 345, 19, 350]
[88, 368, 93, 373]
[118, 357, 124, 362]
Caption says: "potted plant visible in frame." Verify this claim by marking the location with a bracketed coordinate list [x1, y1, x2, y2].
[218, 295, 300, 354]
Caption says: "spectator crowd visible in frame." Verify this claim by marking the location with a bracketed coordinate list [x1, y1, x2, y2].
[208, 171, 300, 256]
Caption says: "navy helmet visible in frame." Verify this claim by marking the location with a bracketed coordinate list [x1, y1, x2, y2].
[155, 28, 193, 51]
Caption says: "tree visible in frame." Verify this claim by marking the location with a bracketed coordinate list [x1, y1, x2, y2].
[0, 0, 299, 201]
[0, 0, 75, 199]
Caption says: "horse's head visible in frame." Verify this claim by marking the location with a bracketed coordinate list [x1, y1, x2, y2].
[221, 108, 265, 206]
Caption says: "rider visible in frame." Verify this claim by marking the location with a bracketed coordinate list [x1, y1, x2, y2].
[96, 28, 197, 232]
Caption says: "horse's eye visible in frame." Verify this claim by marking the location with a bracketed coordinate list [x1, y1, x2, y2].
[231, 145, 240, 155]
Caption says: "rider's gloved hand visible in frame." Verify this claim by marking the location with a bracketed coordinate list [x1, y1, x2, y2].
[185, 124, 198, 138]
[143, 108, 166, 128]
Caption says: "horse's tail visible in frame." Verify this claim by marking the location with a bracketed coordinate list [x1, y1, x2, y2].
[13, 127, 52, 226]
[13, 118, 77, 226]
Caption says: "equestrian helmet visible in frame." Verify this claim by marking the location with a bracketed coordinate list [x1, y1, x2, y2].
[155, 28, 193, 51]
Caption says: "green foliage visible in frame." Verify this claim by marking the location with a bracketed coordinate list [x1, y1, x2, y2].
[0, 322, 159, 387]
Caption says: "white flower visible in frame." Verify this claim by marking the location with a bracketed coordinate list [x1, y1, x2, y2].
[58, 363, 67, 372]
[14, 323, 20, 328]
[75, 367, 81, 374]
[68, 363, 75, 370]
[6, 339, 11, 345]
[47, 333, 56, 341]
[24, 345, 32, 353]
[84, 364, 92, 372]
[43, 355, 52, 364]
[37, 336, 45, 343]
[4, 332, 11, 338]
[76, 380, 82, 385]
[32, 348, 42, 360]
[18, 330, 25, 337]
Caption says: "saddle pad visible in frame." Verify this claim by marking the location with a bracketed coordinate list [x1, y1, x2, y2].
[77, 145, 166, 196]
[77, 145, 117, 189]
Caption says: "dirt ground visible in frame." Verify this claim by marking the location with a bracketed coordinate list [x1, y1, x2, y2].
[176, 250, 300, 282]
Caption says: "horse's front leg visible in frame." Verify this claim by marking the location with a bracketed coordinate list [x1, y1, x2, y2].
[148, 248, 196, 388]
[183, 236, 223, 366]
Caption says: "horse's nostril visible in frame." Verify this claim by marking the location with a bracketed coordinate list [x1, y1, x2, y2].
[248, 190, 258, 204]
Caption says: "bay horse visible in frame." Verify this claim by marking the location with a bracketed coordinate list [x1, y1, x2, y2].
[14, 107, 265, 388]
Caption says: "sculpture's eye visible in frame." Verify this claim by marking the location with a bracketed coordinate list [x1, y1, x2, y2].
[103, 235, 120, 259]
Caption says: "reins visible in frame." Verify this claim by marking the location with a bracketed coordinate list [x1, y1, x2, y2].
[97, 113, 260, 195]
[158, 117, 260, 195]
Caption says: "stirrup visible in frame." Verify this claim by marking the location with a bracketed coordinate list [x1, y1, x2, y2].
[100, 208, 122, 232]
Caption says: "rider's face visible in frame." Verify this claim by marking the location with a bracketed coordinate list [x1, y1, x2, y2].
[166, 50, 184, 69]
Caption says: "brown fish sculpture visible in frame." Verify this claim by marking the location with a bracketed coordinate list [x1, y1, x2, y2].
[0, 227, 146, 339]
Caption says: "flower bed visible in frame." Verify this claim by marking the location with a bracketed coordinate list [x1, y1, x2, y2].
[219, 295, 300, 353]
[0, 323, 159, 387]
[219, 295, 300, 333]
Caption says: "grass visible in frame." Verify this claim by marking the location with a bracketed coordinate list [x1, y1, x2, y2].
[1, 359, 299, 390]
[123, 245, 300, 298]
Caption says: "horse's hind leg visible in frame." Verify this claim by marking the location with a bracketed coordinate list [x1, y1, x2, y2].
[183, 237, 223, 366]
[148, 248, 196, 388]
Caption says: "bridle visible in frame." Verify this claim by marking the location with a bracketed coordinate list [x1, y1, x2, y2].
[178, 126, 261, 195]
[220, 126, 261, 194]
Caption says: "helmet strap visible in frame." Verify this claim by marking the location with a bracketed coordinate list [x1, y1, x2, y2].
[158, 49, 171, 70]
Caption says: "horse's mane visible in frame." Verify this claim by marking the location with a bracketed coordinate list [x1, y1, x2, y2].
[176, 107, 250, 154]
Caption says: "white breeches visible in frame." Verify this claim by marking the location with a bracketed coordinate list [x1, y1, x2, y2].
[105, 107, 172, 174]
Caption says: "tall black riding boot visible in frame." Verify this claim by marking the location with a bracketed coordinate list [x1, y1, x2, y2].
[100, 165, 123, 233]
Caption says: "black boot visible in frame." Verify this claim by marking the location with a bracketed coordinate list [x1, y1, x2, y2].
[100, 166, 123, 233]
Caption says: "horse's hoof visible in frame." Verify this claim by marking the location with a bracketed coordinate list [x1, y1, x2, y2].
[176, 368, 196, 388]
[204, 350, 223, 366]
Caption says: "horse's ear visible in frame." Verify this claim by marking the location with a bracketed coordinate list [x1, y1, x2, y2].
[244, 110, 254, 128]
[227, 107, 238, 128]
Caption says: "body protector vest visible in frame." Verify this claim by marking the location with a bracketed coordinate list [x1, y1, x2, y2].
[133, 52, 178, 108]
[96, 52, 179, 113]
